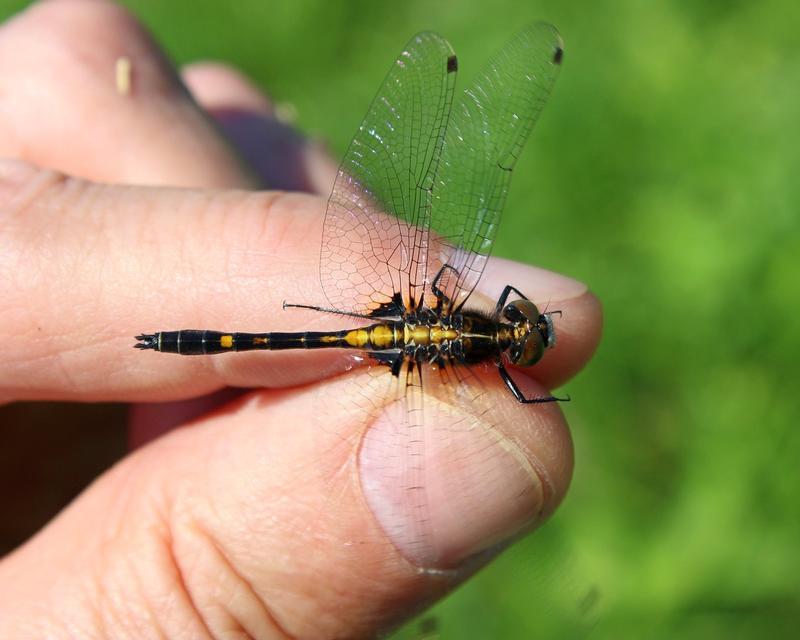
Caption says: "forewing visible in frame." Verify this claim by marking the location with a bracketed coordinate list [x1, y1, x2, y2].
[430, 23, 563, 312]
[320, 32, 457, 315]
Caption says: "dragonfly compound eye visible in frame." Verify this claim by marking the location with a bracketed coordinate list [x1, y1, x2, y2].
[504, 299, 541, 323]
[510, 329, 546, 367]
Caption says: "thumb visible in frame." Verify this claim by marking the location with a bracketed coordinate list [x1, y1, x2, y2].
[0, 366, 571, 638]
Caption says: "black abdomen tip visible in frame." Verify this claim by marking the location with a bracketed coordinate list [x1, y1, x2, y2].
[134, 333, 158, 350]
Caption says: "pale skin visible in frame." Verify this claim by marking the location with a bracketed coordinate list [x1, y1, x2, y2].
[0, 1, 602, 638]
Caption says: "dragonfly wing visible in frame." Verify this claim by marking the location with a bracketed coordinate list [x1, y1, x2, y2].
[429, 23, 563, 312]
[357, 357, 549, 568]
[321, 32, 458, 316]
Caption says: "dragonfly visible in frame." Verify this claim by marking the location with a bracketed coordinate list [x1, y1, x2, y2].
[136, 22, 565, 567]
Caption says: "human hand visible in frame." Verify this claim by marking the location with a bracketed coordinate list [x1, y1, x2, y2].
[0, 1, 602, 637]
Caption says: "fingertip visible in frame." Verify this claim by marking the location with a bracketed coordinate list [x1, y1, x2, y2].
[14, 0, 180, 97]
[471, 258, 602, 389]
[360, 369, 574, 568]
[479, 256, 588, 303]
[181, 62, 274, 114]
[541, 289, 603, 388]
[0, 0, 256, 188]
[185, 369, 573, 628]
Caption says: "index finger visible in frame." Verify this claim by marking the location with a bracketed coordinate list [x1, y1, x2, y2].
[0, 160, 600, 403]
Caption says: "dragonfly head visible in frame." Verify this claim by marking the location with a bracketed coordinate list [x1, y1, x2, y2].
[503, 299, 557, 367]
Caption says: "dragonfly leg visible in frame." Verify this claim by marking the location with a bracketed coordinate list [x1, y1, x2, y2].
[430, 263, 461, 311]
[494, 285, 530, 316]
[282, 301, 376, 320]
[497, 359, 569, 404]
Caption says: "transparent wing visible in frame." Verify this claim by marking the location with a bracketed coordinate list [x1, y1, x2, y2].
[347, 357, 550, 569]
[430, 23, 563, 312]
[320, 32, 457, 315]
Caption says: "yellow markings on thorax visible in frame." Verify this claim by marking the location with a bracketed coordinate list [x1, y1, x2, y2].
[430, 325, 459, 343]
[496, 326, 514, 343]
[220, 335, 234, 348]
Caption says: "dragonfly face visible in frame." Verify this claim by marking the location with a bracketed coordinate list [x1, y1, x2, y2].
[502, 299, 555, 367]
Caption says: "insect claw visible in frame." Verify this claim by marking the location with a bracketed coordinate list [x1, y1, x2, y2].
[134, 334, 158, 349]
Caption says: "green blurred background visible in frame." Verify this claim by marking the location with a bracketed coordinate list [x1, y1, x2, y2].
[2, 0, 798, 637]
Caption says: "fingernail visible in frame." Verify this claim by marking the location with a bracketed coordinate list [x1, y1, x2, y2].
[359, 399, 546, 569]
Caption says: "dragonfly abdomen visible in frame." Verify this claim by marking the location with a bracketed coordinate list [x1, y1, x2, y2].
[134, 330, 270, 354]
[135, 324, 405, 355]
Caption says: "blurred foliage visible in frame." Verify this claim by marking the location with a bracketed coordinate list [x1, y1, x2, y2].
[2, 0, 798, 637]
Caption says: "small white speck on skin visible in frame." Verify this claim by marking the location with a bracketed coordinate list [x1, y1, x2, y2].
[115, 56, 132, 97]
